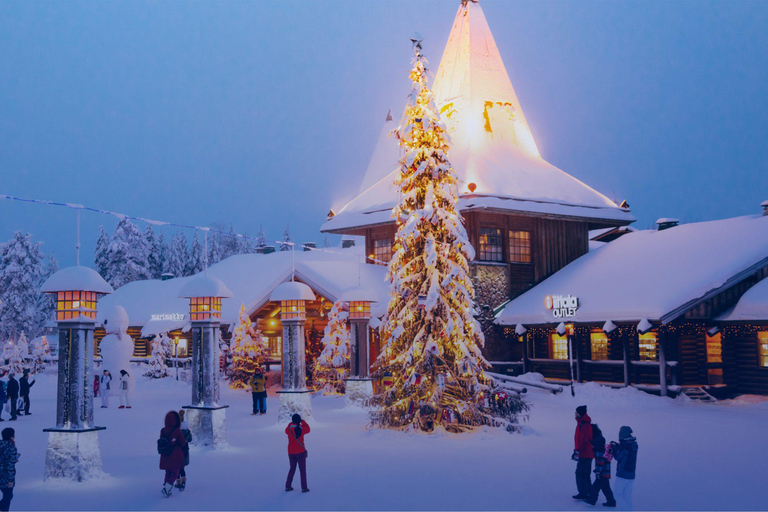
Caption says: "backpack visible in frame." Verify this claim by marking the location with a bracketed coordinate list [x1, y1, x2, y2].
[157, 431, 173, 456]
[591, 424, 605, 452]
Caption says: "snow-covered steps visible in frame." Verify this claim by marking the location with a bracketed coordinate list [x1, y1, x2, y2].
[682, 387, 718, 402]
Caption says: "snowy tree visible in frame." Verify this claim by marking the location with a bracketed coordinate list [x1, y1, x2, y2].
[322, 236, 330, 248]
[305, 321, 322, 387]
[0, 232, 46, 341]
[228, 304, 267, 389]
[166, 233, 188, 279]
[220, 224, 241, 260]
[145, 226, 168, 279]
[144, 333, 171, 378]
[105, 218, 150, 289]
[35, 253, 58, 332]
[369, 39, 528, 433]
[187, 232, 205, 276]
[94, 225, 111, 278]
[239, 233, 254, 254]
[1, 339, 25, 376]
[280, 224, 291, 251]
[313, 301, 350, 394]
[207, 224, 223, 266]
[31, 335, 51, 373]
[255, 226, 267, 251]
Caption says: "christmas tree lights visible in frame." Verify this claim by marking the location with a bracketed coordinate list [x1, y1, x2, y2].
[228, 304, 268, 389]
[313, 301, 351, 394]
[144, 332, 171, 378]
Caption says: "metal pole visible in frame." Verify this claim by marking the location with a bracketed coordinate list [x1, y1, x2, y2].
[568, 335, 575, 397]
[76, 209, 81, 266]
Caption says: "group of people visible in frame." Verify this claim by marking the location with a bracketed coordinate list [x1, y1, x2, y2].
[0, 371, 34, 422]
[157, 409, 192, 497]
[573, 405, 639, 511]
[94, 369, 132, 409]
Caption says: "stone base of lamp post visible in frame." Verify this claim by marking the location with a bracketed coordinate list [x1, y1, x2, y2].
[344, 378, 374, 408]
[277, 390, 312, 424]
[43, 427, 106, 481]
[182, 405, 228, 449]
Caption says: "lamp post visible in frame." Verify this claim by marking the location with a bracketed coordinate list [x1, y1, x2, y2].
[40, 266, 113, 481]
[178, 276, 233, 448]
[340, 286, 376, 407]
[270, 281, 315, 423]
[174, 337, 179, 381]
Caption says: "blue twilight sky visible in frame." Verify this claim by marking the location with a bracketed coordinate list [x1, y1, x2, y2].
[1, 0, 767, 268]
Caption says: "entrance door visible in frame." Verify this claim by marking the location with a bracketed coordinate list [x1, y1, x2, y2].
[705, 333, 723, 385]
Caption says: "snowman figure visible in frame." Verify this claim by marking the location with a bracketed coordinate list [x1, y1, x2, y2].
[98, 305, 136, 406]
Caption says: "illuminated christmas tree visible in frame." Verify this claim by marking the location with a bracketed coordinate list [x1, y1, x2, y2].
[1, 339, 25, 376]
[369, 38, 528, 433]
[305, 320, 323, 388]
[228, 304, 267, 389]
[313, 301, 350, 394]
[144, 333, 171, 378]
[31, 335, 51, 373]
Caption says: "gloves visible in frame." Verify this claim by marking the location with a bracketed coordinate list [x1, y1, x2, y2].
[571, 450, 580, 461]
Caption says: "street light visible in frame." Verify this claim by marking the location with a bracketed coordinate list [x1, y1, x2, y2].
[174, 336, 179, 381]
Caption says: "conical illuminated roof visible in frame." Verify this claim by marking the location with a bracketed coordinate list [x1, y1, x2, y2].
[323, 0, 634, 233]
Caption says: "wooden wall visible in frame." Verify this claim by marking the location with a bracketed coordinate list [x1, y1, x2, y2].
[723, 326, 768, 394]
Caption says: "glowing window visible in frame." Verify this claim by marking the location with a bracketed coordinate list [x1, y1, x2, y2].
[508, 230, 532, 263]
[479, 227, 503, 262]
[190, 297, 222, 321]
[590, 331, 609, 360]
[706, 333, 722, 363]
[759, 331, 768, 368]
[373, 238, 392, 265]
[56, 291, 97, 321]
[280, 300, 306, 321]
[550, 333, 568, 360]
[638, 332, 658, 361]
[348, 301, 371, 320]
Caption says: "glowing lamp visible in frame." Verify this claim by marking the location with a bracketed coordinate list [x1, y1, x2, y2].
[340, 286, 377, 320]
[270, 281, 315, 321]
[178, 276, 234, 322]
[41, 266, 114, 322]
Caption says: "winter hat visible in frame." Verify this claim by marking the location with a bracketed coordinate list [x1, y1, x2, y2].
[576, 405, 587, 417]
[619, 426, 633, 439]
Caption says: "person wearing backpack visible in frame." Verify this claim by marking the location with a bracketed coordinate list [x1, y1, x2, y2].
[0, 428, 19, 512]
[158, 410, 187, 498]
[118, 370, 131, 409]
[572, 405, 594, 500]
[285, 413, 310, 493]
[175, 409, 192, 491]
[611, 426, 638, 511]
[584, 424, 616, 507]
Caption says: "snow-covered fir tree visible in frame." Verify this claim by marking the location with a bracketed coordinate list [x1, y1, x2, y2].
[31, 335, 51, 373]
[188, 232, 205, 276]
[255, 226, 267, 251]
[221, 224, 241, 260]
[228, 304, 267, 389]
[207, 224, 224, 266]
[313, 301, 350, 394]
[35, 253, 58, 332]
[369, 39, 528, 433]
[145, 226, 168, 279]
[94, 225, 111, 278]
[144, 333, 171, 378]
[280, 224, 291, 251]
[305, 321, 322, 387]
[166, 233, 189, 278]
[239, 233, 254, 254]
[322, 236, 330, 248]
[0, 232, 47, 341]
[105, 218, 150, 289]
[1, 339, 25, 376]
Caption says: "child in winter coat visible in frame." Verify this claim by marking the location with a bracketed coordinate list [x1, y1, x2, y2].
[93, 376, 100, 398]
[175, 409, 192, 491]
[285, 413, 310, 493]
[0, 428, 20, 512]
[159, 411, 187, 498]
[585, 424, 616, 507]
[100, 370, 112, 408]
[118, 370, 131, 409]
[611, 426, 638, 511]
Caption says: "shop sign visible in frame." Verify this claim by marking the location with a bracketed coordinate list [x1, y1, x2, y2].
[545, 294, 579, 318]
[150, 313, 186, 321]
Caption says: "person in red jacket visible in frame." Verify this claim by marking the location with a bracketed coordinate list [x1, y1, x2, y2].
[285, 413, 310, 493]
[159, 410, 187, 498]
[572, 405, 594, 500]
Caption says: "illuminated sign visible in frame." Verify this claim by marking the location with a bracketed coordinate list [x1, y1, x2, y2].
[150, 313, 186, 321]
[545, 295, 579, 319]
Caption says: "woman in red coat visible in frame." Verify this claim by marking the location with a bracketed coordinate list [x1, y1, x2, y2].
[285, 413, 310, 493]
[159, 410, 187, 498]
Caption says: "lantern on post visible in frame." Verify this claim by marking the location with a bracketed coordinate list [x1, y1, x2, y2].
[340, 286, 377, 407]
[40, 265, 113, 481]
[270, 281, 315, 423]
[178, 276, 233, 448]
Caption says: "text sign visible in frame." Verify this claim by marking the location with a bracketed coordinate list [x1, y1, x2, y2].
[545, 295, 579, 319]
[150, 313, 186, 321]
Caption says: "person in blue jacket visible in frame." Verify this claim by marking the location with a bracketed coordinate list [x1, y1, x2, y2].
[610, 426, 638, 511]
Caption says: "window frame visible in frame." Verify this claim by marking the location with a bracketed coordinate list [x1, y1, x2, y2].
[758, 331, 768, 369]
[638, 332, 659, 362]
[550, 333, 569, 361]
[373, 238, 393, 265]
[508, 229, 532, 264]
[478, 227, 504, 262]
[590, 330, 609, 361]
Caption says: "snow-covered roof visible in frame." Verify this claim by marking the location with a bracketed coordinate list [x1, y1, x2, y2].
[718, 277, 768, 322]
[270, 281, 315, 302]
[322, 0, 634, 233]
[41, 266, 114, 294]
[496, 215, 768, 326]
[178, 276, 234, 299]
[98, 249, 390, 336]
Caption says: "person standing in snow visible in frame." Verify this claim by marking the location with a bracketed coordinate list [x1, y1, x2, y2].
[611, 426, 638, 511]
[572, 405, 594, 500]
[158, 410, 187, 497]
[285, 413, 310, 493]
[249, 368, 267, 415]
[0, 379, 6, 422]
[93, 375, 100, 399]
[175, 409, 192, 491]
[584, 424, 615, 507]
[5, 378, 18, 422]
[18, 371, 34, 416]
[0, 428, 19, 511]
[100, 370, 112, 408]
[118, 370, 131, 409]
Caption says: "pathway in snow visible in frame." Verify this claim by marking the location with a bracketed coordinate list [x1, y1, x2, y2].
[10, 371, 767, 510]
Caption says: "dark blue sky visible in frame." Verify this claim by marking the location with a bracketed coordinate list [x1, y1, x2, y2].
[2, 0, 767, 267]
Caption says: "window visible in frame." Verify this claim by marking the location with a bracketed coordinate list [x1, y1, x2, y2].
[269, 336, 282, 358]
[759, 331, 768, 368]
[590, 331, 609, 360]
[550, 333, 569, 360]
[56, 291, 98, 321]
[373, 238, 392, 265]
[280, 300, 306, 321]
[190, 297, 222, 321]
[508, 230, 532, 263]
[706, 333, 722, 363]
[479, 227, 503, 262]
[638, 332, 658, 361]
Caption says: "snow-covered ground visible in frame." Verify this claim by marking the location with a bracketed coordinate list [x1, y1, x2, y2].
[10, 369, 768, 510]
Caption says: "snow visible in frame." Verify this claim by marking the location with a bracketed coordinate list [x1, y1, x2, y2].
[177, 276, 234, 299]
[322, 1, 634, 234]
[11, 372, 768, 510]
[338, 285, 378, 303]
[40, 266, 113, 294]
[269, 281, 315, 302]
[497, 214, 768, 326]
[718, 276, 768, 321]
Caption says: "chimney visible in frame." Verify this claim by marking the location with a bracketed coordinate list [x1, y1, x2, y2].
[762, 200, 768, 216]
[656, 218, 680, 231]
[302, 242, 316, 252]
[161, 273, 174, 281]
[342, 239, 355, 249]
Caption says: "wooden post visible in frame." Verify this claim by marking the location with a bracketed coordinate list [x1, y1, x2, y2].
[623, 331, 631, 387]
[576, 332, 583, 383]
[522, 333, 529, 375]
[659, 332, 668, 397]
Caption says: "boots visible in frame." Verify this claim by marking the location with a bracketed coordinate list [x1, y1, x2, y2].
[162, 483, 174, 497]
